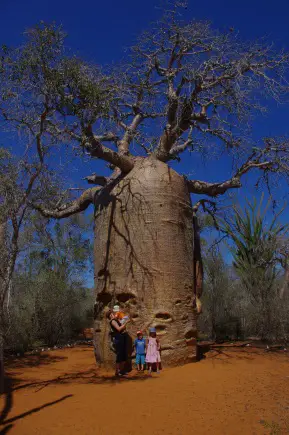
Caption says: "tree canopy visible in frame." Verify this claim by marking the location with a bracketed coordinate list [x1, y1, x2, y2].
[1, 4, 289, 219]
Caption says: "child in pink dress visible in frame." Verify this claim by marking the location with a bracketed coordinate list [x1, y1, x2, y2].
[146, 327, 161, 374]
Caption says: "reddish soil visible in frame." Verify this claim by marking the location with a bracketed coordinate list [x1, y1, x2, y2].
[1, 344, 288, 434]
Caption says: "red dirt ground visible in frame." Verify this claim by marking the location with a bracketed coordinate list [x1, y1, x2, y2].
[1, 344, 288, 434]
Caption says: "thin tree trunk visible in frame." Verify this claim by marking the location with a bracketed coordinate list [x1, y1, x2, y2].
[280, 258, 289, 299]
[0, 225, 7, 393]
[193, 213, 203, 313]
[0, 224, 19, 391]
[93, 158, 200, 367]
[0, 319, 5, 394]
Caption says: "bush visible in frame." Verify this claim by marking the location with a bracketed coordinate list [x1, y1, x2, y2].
[5, 272, 94, 353]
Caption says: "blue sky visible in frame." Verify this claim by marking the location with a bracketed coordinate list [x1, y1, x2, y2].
[1, 0, 289, 285]
[1, 0, 289, 187]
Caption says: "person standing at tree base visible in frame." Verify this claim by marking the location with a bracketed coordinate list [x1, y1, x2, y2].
[106, 310, 130, 376]
[134, 330, 146, 371]
[146, 328, 161, 375]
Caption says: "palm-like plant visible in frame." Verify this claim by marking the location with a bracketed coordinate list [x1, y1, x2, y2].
[222, 195, 288, 338]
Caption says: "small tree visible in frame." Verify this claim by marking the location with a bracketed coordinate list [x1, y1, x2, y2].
[0, 35, 66, 386]
[24, 215, 93, 346]
[6, 214, 93, 353]
[2, 4, 289, 366]
[0, 148, 64, 389]
[203, 248, 228, 340]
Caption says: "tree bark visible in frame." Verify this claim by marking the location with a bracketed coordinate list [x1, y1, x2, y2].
[0, 223, 7, 393]
[280, 258, 289, 299]
[93, 158, 200, 367]
[0, 325, 4, 393]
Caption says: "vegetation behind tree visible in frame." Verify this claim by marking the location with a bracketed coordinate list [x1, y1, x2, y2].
[199, 197, 289, 342]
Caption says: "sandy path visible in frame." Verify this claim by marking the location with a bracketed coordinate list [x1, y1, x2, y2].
[1, 345, 288, 434]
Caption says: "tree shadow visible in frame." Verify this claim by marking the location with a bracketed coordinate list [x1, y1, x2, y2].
[205, 346, 287, 363]
[0, 389, 72, 427]
[11, 367, 153, 393]
[0, 353, 71, 431]
[5, 353, 67, 370]
[208, 349, 245, 362]
[196, 341, 288, 365]
[95, 177, 156, 300]
[0, 423, 13, 434]
[0, 378, 13, 426]
[196, 343, 211, 360]
[0, 376, 73, 434]
[1, 347, 154, 433]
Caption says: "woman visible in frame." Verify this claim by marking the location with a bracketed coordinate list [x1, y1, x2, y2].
[106, 309, 130, 376]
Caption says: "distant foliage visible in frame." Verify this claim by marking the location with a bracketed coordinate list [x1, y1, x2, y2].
[5, 214, 94, 354]
[199, 197, 289, 342]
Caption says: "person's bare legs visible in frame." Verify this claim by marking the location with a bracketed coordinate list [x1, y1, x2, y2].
[115, 362, 121, 376]
[148, 363, 152, 375]
[156, 362, 160, 373]
[115, 361, 126, 376]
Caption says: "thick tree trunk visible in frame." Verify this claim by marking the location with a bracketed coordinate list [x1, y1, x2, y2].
[93, 158, 201, 367]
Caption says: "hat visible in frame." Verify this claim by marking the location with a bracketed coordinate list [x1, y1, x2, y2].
[137, 330, 142, 335]
[113, 305, 120, 313]
[149, 327, 156, 333]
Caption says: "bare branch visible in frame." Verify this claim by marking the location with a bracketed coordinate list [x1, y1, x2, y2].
[3, 12, 289, 167]
[117, 113, 143, 154]
[32, 187, 100, 219]
[84, 125, 134, 172]
[186, 138, 289, 197]
[170, 127, 193, 157]
[192, 199, 219, 230]
[83, 174, 108, 186]
[187, 176, 241, 197]
[125, 12, 289, 161]
[192, 198, 217, 213]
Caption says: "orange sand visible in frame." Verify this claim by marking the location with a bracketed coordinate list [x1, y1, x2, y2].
[1, 344, 288, 434]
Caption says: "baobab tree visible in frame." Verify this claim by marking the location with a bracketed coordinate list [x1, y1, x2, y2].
[2, 5, 289, 366]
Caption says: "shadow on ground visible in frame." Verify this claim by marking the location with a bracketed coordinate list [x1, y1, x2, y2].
[12, 367, 153, 394]
[0, 372, 151, 433]
[5, 353, 67, 370]
[200, 344, 288, 364]
[0, 374, 74, 433]
[1, 345, 153, 432]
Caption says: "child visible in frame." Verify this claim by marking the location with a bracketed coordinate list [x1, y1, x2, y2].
[134, 330, 146, 371]
[113, 305, 129, 325]
[146, 327, 161, 375]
